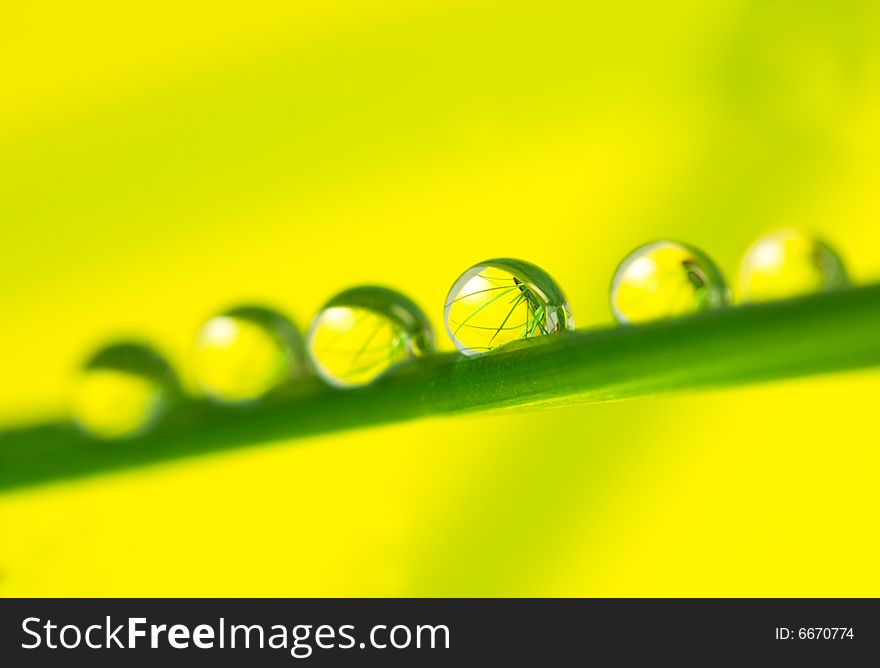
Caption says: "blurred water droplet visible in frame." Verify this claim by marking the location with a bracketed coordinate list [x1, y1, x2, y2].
[444, 258, 574, 355]
[70, 342, 179, 440]
[307, 286, 434, 388]
[737, 229, 848, 303]
[611, 241, 729, 324]
[193, 306, 305, 404]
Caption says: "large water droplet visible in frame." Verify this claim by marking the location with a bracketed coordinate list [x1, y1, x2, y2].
[70, 342, 179, 440]
[737, 229, 848, 303]
[193, 306, 305, 404]
[307, 286, 434, 388]
[611, 241, 729, 324]
[444, 258, 574, 355]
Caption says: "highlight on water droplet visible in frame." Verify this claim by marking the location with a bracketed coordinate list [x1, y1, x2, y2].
[307, 286, 434, 388]
[737, 229, 848, 304]
[193, 306, 305, 404]
[610, 240, 729, 324]
[70, 342, 179, 440]
[444, 258, 574, 355]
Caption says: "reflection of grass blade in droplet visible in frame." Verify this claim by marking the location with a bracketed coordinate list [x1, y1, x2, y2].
[684, 261, 715, 311]
[738, 230, 849, 304]
[513, 277, 550, 339]
[4, 284, 880, 491]
[684, 261, 706, 290]
[523, 304, 546, 339]
[445, 283, 521, 306]
[357, 318, 407, 378]
[348, 313, 389, 374]
[445, 259, 573, 354]
[487, 291, 527, 347]
[611, 242, 728, 324]
[451, 285, 518, 338]
[308, 286, 434, 388]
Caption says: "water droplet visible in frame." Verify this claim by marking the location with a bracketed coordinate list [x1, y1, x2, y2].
[70, 342, 179, 440]
[737, 229, 848, 303]
[444, 258, 574, 355]
[193, 306, 305, 404]
[611, 241, 729, 324]
[307, 286, 434, 388]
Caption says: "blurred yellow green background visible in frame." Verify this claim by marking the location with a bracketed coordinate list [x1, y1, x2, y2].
[2, 0, 880, 596]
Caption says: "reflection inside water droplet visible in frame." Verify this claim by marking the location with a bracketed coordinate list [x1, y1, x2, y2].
[307, 286, 434, 388]
[737, 229, 848, 303]
[610, 241, 729, 324]
[70, 342, 179, 440]
[444, 258, 573, 355]
[193, 306, 305, 404]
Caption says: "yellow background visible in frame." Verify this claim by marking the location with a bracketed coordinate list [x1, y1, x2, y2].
[2, 0, 880, 596]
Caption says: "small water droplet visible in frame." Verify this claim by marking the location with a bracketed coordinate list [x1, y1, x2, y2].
[307, 286, 434, 388]
[193, 306, 305, 404]
[444, 258, 574, 355]
[611, 241, 729, 324]
[737, 229, 848, 303]
[70, 342, 179, 440]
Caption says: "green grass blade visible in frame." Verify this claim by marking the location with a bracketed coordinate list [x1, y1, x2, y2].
[3, 284, 880, 492]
